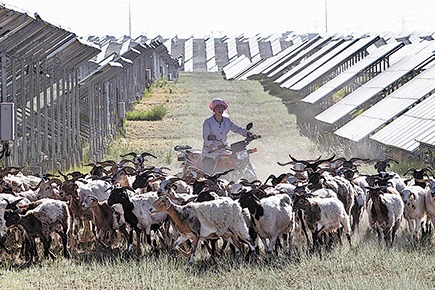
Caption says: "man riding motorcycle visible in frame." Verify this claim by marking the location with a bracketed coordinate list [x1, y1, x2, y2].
[201, 98, 252, 175]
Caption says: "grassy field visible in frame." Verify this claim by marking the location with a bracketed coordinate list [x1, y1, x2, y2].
[1, 72, 435, 289]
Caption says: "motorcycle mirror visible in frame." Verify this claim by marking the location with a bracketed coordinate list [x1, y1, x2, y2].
[246, 122, 253, 131]
[207, 135, 217, 141]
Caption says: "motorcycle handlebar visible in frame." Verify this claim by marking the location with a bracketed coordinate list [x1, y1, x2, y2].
[246, 134, 261, 144]
[174, 145, 192, 151]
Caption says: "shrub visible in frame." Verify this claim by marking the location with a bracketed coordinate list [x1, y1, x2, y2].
[126, 105, 167, 121]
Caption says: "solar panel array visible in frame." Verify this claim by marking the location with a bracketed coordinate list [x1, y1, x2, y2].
[0, 4, 180, 172]
[219, 31, 435, 155]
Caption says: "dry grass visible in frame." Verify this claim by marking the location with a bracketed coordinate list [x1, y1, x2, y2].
[2, 72, 435, 289]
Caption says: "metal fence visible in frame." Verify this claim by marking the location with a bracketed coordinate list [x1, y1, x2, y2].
[0, 5, 180, 174]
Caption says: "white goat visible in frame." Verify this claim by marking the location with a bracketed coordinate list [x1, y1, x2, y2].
[238, 193, 294, 258]
[401, 185, 427, 241]
[149, 195, 256, 264]
[107, 187, 168, 253]
[424, 180, 435, 235]
[292, 194, 352, 252]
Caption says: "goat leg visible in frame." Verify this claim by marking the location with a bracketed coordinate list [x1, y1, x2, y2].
[0, 236, 10, 254]
[173, 236, 191, 257]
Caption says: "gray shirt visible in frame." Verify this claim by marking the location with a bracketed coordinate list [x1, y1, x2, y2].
[202, 115, 248, 159]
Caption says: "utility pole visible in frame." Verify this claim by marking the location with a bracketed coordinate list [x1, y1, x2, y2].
[128, 2, 132, 38]
[325, 0, 328, 34]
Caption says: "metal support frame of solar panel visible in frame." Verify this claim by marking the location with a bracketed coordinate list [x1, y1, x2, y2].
[334, 59, 435, 142]
[279, 38, 360, 89]
[261, 35, 323, 76]
[418, 132, 435, 148]
[228, 36, 267, 80]
[183, 37, 194, 71]
[302, 42, 404, 104]
[370, 92, 435, 152]
[233, 58, 268, 80]
[285, 36, 381, 91]
[0, 5, 103, 170]
[267, 37, 335, 81]
[234, 43, 300, 80]
[273, 38, 345, 84]
[222, 55, 253, 80]
[315, 41, 435, 125]
[238, 35, 320, 80]
[248, 36, 262, 64]
[205, 38, 218, 72]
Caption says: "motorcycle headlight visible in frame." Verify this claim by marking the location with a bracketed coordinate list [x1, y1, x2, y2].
[236, 150, 249, 160]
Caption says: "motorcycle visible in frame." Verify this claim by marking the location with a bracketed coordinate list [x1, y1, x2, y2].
[174, 123, 261, 181]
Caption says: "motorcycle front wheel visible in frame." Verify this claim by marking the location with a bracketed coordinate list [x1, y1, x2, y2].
[236, 163, 257, 182]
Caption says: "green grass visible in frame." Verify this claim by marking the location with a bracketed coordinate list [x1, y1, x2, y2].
[126, 105, 167, 121]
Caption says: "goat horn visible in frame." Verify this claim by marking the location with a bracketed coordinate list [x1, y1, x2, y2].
[141, 152, 158, 159]
[277, 161, 294, 166]
[404, 168, 417, 176]
[58, 170, 69, 181]
[50, 178, 63, 187]
[120, 152, 137, 158]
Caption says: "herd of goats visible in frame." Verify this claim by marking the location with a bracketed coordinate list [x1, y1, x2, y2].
[0, 152, 434, 265]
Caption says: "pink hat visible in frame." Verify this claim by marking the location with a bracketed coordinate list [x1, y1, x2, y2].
[209, 98, 228, 111]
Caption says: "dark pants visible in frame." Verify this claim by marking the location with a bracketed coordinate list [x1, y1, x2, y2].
[202, 157, 215, 175]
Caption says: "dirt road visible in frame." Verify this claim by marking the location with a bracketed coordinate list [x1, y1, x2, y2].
[113, 71, 324, 181]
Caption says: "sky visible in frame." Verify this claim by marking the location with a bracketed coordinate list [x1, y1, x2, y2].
[2, 0, 435, 39]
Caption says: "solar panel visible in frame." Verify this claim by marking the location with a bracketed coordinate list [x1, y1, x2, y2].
[288, 36, 380, 91]
[302, 42, 404, 104]
[261, 36, 323, 76]
[235, 45, 295, 79]
[419, 131, 435, 148]
[370, 93, 435, 152]
[273, 39, 344, 83]
[233, 39, 312, 80]
[280, 39, 359, 89]
[315, 42, 435, 125]
[334, 62, 435, 142]
[222, 55, 253, 80]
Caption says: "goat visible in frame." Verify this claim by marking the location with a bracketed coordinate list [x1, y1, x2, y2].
[4, 198, 71, 263]
[149, 195, 256, 264]
[107, 187, 168, 254]
[0, 195, 31, 253]
[238, 192, 294, 259]
[81, 195, 129, 249]
[400, 186, 427, 242]
[404, 167, 434, 188]
[292, 193, 351, 253]
[366, 186, 404, 246]
[424, 180, 435, 237]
